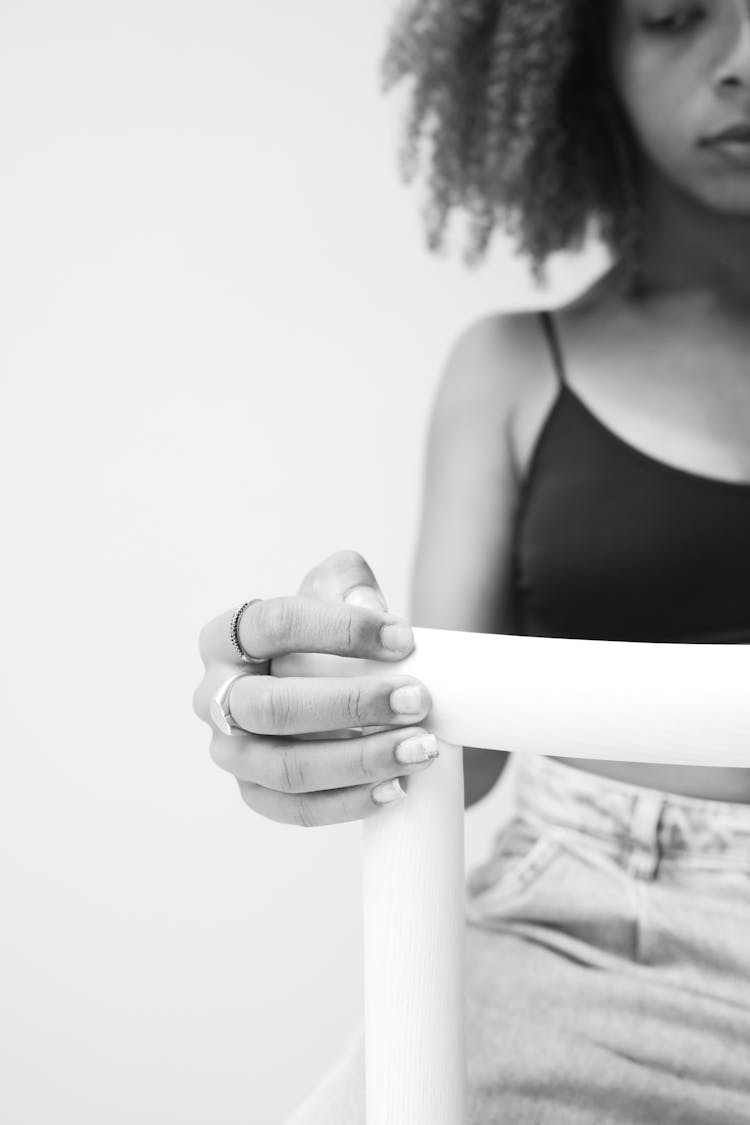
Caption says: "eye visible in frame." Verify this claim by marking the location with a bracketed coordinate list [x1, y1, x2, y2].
[642, 7, 704, 33]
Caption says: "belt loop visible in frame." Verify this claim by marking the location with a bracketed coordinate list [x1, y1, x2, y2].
[626, 794, 665, 880]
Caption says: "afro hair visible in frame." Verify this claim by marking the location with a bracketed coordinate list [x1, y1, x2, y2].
[380, 0, 645, 291]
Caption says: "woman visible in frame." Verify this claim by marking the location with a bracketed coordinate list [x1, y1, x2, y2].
[193, 0, 750, 1119]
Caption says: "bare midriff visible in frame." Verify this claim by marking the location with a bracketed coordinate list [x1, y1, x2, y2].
[552, 757, 750, 804]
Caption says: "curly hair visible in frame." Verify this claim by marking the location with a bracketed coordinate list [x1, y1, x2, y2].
[379, 0, 646, 292]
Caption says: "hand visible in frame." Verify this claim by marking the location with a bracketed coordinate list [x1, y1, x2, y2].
[192, 550, 437, 827]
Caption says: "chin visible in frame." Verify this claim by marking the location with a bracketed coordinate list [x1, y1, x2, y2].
[696, 185, 750, 219]
[664, 168, 750, 220]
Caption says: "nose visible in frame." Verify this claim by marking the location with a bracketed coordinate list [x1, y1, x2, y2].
[714, 9, 750, 92]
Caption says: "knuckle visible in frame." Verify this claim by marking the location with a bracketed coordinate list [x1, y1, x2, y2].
[330, 549, 376, 595]
[210, 733, 257, 777]
[336, 548, 367, 570]
[299, 548, 377, 604]
[250, 598, 282, 646]
[340, 608, 371, 652]
[253, 681, 293, 734]
[192, 681, 207, 722]
[298, 559, 326, 597]
[237, 780, 258, 811]
[252, 597, 299, 649]
[344, 685, 366, 726]
[237, 779, 291, 826]
[197, 621, 213, 665]
[275, 747, 307, 794]
[293, 796, 319, 829]
[198, 612, 225, 664]
[358, 737, 379, 781]
[209, 735, 229, 769]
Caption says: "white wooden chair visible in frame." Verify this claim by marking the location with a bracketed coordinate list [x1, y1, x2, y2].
[277, 627, 750, 1125]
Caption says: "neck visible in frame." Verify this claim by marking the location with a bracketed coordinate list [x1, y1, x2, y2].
[633, 164, 750, 310]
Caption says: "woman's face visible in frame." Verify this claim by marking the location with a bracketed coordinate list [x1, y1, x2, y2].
[608, 0, 750, 215]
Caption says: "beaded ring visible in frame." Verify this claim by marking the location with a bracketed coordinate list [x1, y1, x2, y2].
[230, 599, 267, 663]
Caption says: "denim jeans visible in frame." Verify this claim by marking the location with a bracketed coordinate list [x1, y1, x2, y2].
[286, 753, 750, 1124]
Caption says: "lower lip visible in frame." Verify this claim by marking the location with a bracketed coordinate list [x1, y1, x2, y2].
[704, 139, 750, 168]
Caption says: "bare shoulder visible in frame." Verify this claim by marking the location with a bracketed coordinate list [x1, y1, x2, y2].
[434, 264, 621, 417]
[437, 309, 545, 397]
[414, 310, 548, 630]
[430, 309, 549, 445]
[426, 266, 624, 490]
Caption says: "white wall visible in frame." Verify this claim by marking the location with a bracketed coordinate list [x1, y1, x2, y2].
[1, 2, 607, 1122]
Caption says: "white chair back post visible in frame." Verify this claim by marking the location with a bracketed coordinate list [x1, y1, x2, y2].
[275, 627, 750, 1125]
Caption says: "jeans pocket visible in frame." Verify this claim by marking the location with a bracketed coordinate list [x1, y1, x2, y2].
[466, 815, 563, 905]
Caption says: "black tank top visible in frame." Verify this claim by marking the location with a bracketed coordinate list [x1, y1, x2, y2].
[513, 311, 750, 643]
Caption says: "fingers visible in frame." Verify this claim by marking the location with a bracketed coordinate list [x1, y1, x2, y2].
[210, 724, 438, 791]
[226, 672, 431, 737]
[195, 550, 420, 829]
[243, 596, 414, 662]
[222, 722, 439, 828]
[200, 595, 414, 668]
[297, 549, 388, 612]
[198, 607, 254, 667]
[235, 775, 418, 828]
[192, 661, 264, 729]
[198, 552, 395, 668]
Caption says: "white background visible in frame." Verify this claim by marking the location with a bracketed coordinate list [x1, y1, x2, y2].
[1, 1, 606, 1121]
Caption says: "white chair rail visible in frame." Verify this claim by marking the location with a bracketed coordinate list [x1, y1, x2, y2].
[274, 627, 750, 1125]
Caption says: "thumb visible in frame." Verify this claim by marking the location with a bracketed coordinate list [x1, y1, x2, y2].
[343, 584, 388, 613]
[297, 549, 389, 612]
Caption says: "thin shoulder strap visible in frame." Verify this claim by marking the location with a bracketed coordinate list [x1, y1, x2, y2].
[538, 310, 567, 388]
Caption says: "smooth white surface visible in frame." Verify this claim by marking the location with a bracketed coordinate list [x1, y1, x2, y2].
[2, 2, 607, 1123]
[277, 629, 750, 1124]
[276, 628, 750, 765]
[363, 742, 467, 1125]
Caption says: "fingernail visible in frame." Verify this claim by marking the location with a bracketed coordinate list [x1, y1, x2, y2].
[395, 734, 439, 764]
[390, 685, 423, 715]
[372, 778, 406, 805]
[381, 623, 414, 653]
[345, 586, 387, 612]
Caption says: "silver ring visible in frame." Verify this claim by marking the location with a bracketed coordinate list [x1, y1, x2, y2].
[230, 599, 268, 663]
[209, 672, 249, 736]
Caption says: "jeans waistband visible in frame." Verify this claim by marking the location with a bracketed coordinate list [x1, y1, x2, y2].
[514, 754, 750, 879]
